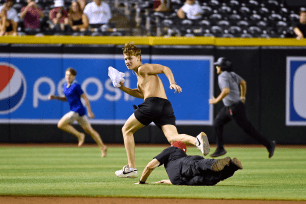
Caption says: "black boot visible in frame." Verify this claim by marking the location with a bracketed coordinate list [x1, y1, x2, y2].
[267, 140, 276, 158]
[210, 148, 227, 157]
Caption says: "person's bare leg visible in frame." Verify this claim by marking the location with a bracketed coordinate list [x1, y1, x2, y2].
[57, 117, 85, 146]
[80, 123, 107, 157]
[0, 14, 7, 36]
[121, 114, 145, 168]
[162, 125, 210, 155]
[161, 125, 197, 144]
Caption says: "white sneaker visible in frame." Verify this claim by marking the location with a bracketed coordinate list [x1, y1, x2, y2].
[115, 165, 138, 178]
[196, 132, 210, 156]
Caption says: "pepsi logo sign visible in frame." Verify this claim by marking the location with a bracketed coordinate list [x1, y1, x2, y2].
[0, 63, 27, 114]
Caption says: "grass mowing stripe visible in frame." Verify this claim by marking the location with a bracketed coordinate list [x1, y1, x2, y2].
[0, 146, 305, 200]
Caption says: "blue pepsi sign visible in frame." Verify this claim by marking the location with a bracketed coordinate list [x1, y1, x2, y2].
[0, 54, 213, 125]
[286, 57, 306, 126]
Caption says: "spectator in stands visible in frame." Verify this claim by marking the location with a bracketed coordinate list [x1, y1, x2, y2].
[83, 0, 111, 31]
[78, 0, 87, 11]
[293, 10, 306, 40]
[153, 0, 172, 12]
[49, 0, 68, 31]
[0, 0, 18, 36]
[20, 0, 44, 32]
[65, 1, 89, 32]
[177, 0, 203, 20]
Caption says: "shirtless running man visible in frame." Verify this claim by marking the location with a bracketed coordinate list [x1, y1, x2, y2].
[114, 42, 210, 178]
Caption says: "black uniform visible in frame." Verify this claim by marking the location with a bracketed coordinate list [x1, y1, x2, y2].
[154, 147, 240, 186]
[212, 57, 275, 158]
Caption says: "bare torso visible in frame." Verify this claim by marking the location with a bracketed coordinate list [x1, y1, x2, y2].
[137, 64, 167, 100]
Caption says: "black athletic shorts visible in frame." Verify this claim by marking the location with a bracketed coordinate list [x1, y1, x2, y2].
[134, 97, 176, 129]
[6, 24, 13, 32]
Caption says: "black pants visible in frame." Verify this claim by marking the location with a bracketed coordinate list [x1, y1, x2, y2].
[180, 156, 238, 186]
[214, 101, 271, 150]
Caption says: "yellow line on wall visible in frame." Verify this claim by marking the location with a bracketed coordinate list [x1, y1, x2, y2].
[0, 36, 305, 46]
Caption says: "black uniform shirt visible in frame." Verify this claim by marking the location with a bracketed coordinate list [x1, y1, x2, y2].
[154, 146, 187, 185]
[296, 23, 306, 37]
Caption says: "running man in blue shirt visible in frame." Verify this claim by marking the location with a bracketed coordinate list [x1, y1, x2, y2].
[49, 68, 107, 157]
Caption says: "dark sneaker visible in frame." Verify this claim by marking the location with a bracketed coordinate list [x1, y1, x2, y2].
[210, 149, 227, 157]
[231, 158, 243, 170]
[268, 140, 276, 158]
[211, 157, 231, 171]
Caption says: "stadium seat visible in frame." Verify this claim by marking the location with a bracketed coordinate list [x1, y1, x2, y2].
[250, 13, 262, 22]
[239, 6, 251, 17]
[229, 25, 242, 36]
[280, 7, 289, 17]
[259, 30, 270, 38]
[217, 20, 230, 28]
[229, 0, 239, 10]
[204, 33, 215, 37]
[240, 30, 253, 38]
[248, 26, 262, 35]
[248, 0, 259, 7]
[228, 13, 242, 24]
[153, 12, 165, 18]
[218, 5, 231, 14]
[162, 19, 173, 27]
[289, 13, 300, 23]
[91, 32, 103, 36]
[256, 20, 268, 28]
[265, 0, 279, 10]
[180, 19, 193, 26]
[275, 21, 288, 35]
[269, 13, 282, 22]
[277, 21, 287, 28]
[258, 7, 270, 18]
[211, 25, 223, 37]
[203, 29, 214, 37]
[222, 32, 235, 38]
[192, 27, 204, 36]
[184, 30, 195, 37]
[201, 6, 213, 17]
[12, 0, 302, 37]
[209, 13, 222, 22]
[198, 19, 211, 28]
[236, 20, 249, 29]
[110, 31, 123, 36]
[208, 0, 220, 9]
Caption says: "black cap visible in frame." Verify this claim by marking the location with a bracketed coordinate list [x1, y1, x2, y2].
[214, 57, 233, 71]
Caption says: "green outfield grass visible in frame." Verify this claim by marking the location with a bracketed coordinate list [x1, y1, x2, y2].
[0, 145, 305, 200]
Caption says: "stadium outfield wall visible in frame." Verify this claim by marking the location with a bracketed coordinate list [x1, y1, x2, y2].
[0, 36, 305, 145]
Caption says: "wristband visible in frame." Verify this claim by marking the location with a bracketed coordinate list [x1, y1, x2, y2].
[139, 179, 145, 184]
[170, 82, 176, 85]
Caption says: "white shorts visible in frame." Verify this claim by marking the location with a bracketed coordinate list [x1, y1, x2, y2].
[63, 111, 90, 126]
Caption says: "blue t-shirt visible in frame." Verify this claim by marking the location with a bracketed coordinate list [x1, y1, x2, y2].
[64, 82, 86, 116]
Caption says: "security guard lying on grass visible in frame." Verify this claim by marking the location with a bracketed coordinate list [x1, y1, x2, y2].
[135, 141, 242, 185]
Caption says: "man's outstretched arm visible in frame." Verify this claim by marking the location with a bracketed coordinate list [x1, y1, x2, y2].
[139, 64, 182, 93]
[135, 159, 160, 184]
